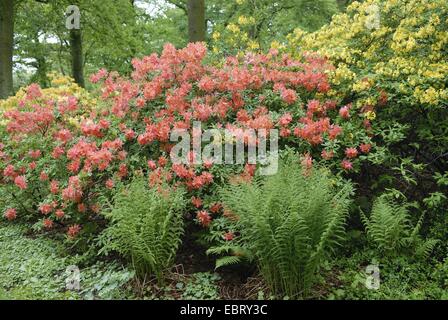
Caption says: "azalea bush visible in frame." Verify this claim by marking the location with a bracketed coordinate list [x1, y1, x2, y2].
[0, 42, 375, 239]
[286, 0, 448, 202]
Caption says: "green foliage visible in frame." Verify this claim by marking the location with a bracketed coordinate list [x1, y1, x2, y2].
[180, 272, 221, 300]
[362, 196, 438, 259]
[216, 156, 354, 298]
[99, 177, 186, 282]
[325, 252, 448, 300]
[0, 223, 133, 300]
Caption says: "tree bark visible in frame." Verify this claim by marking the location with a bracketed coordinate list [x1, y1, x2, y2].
[70, 28, 85, 87]
[0, 0, 14, 99]
[187, 0, 205, 42]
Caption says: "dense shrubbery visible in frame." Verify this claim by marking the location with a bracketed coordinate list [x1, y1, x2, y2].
[286, 0, 448, 212]
[0, 42, 375, 237]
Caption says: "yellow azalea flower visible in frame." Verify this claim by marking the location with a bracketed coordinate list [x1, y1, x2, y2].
[365, 111, 376, 121]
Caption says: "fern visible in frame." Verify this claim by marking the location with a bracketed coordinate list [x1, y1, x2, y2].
[216, 155, 353, 298]
[215, 256, 242, 269]
[99, 177, 186, 283]
[363, 196, 439, 259]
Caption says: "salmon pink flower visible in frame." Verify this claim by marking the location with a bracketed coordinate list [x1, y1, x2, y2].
[360, 143, 372, 153]
[281, 89, 297, 105]
[345, 147, 358, 159]
[78, 203, 86, 213]
[210, 202, 222, 214]
[341, 159, 353, 171]
[278, 113, 293, 126]
[197, 210, 212, 227]
[55, 209, 65, 219]
[147, 160, 157, 170]
[39, 203, 53, 215]
[105, 179, 115, 189]
[191, 197, 202, 208]
[14, 175, 27, 190]
[67, 224, 81, 239]
[339, 105, 350, 119]
[3, 165, 16, 178]
[43, 218, 54, 229]
[39, 171, 49, 181]
[321, 150, 334, 160]
[4, 208, 17, 221]
[50, 180, 59, 194]
[28, 149, 41, 159]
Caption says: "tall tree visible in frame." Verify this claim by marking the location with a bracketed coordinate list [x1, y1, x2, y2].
[69, 28, 85, 87]
[0, 0, 14, 99]
[187, 0, 205, 42]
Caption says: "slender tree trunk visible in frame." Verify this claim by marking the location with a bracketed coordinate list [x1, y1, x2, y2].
[0, 0, 14, 99]
[70, 29, 85, 87]
[187, 0, 205, 42]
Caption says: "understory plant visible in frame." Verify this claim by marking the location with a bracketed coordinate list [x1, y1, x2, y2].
[99, 176, 186, 283]
[213, 155, 354, 298]
[362, 196, 439, 260]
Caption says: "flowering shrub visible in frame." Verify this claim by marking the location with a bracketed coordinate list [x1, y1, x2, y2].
[0, 73, 94, 113]
[0, 42, 374, 238]
[286, 0, 448, 172]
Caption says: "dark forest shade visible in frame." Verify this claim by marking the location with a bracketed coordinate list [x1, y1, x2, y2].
[0, 0, 14, 99]
[187, 0, 205, 42]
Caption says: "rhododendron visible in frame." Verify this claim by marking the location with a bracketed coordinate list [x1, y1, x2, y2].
[39, 203, 53, 215]
[29, 162, 37, 170]
[55, 209, 65, 219]
[105, 179, 115, 189]
[339, 105, 351, 119]
[50, 180, 59, 194]
[278, 113, 293, 126]
[78, 203, 86, 213]
[14, 175, 28, 190]
[43, 218, 54, 229]
[210, 203, 222, 214]
[4, 208, 17, 221]
[191, 197, 203, 208]
[147, 160, 157, 170]
[345, 148, 358, 159]
[0, 42, 375, 238]
[29, 150, 41, 159]
[321, 150, 334, 160]
[67, 224, 81, 238]
[197, 210, 212, 227]
[39, 171, 49, 181]
[360, 143, 372, 154]
[341, 159, 353, 171]
[55, 129, 73, 143]
[3, 165, 16, 178]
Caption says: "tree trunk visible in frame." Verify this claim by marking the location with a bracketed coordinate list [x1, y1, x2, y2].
[187, 0, 205, 42]
[0, 0, 14, 99]
[70, 29, 85, 88]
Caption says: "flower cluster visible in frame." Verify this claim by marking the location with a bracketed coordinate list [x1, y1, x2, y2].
[0, 42, 373, 237]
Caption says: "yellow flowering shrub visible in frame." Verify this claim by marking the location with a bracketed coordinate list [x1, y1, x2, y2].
[284, 0, 448, 170]
[286, 0, 448, 108]
[0, 73, 95, 112]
